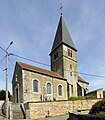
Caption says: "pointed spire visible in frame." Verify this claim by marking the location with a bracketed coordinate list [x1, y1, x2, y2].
[50, 16, 77, 54]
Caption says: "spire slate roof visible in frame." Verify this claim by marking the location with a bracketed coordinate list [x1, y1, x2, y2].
[50, 16, 77, 54]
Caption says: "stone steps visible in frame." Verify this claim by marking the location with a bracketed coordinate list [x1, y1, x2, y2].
[12, 104, 25, 119]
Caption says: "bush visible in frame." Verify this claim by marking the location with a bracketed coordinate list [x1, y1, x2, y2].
[0, 89, 11, 101]
[89, 99, 105, 116]
[96, 111, 105, 116]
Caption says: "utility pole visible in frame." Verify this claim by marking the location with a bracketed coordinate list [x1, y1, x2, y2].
[5, 41, 13, 119]
[0, 42, 13, 119]
[6, 48, 8, 119]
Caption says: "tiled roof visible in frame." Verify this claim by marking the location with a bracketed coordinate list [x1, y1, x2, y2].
[78, 76, 89, 84]
[17, 62, 66, 80]
[87, 88, 103, 94]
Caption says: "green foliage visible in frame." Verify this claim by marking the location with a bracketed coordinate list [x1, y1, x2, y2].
[68, 95, 94, 100]
[0, 89, 11, 101]
[89, 99, 105, 116]
[0, 90, 6, 100]
[96, 112, 105, 116]
[69, 96, 79, 100]
[85, 95, 94, 99]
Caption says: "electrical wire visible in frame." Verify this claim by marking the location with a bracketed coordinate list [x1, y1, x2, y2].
[0, 55, 6, 64]
[8, 58, 14, 66]
[63, 68, 105, 78]
[3, 52, 105, 79]
[0, 46, 6, 52]
[9, 53, 50, 67]
[77, 72, 105, 78]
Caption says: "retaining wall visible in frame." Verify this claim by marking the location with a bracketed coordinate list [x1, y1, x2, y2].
[0, 101, 4, 114]
[25, 99, 102, 119]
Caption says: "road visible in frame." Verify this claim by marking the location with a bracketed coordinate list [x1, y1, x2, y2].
[0, 114, 69, 120]
[37, 114, 69, 120]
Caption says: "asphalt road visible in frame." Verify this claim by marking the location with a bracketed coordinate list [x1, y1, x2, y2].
[0, 114, 69, 120]
[37, 114, 69, 120]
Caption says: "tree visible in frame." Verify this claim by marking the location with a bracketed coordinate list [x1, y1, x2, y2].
[0, 90, 11, 100]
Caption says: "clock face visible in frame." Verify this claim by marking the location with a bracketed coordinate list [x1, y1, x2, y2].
[63, 45, 67, 51]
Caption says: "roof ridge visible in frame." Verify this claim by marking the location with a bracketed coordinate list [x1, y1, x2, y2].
[87, 88, 103, 94]
[78, 75, 89, 84]
[17, 61, 65, 80]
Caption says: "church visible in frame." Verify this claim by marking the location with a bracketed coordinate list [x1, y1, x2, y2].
[12, 15, 89, 103]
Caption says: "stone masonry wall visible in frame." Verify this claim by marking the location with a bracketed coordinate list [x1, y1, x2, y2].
[25, 99, 102, 119]
[22, 69, 67, 103]
[0, 101, 4, 114]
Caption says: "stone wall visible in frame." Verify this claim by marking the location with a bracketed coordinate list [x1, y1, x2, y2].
[22, 69, 67, 103]
[0, 101, 4, 114]
[69, 112, 105, 120]
[12, 63, 23, 103]
[25, 99, 102, 119]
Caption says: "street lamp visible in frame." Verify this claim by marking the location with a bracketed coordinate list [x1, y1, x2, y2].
[5, 41, 13, 119]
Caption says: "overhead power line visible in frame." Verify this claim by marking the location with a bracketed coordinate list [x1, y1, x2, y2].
[78, 72, 105, 78]
[9, 53, 50, 67]
[0, 48, 104, 79]
[0, 46, 6, 52]
[0, 55, 6, 64]
[64, 68, 105, 78]
[9, 53, 105, 78]
[8, 58, 14, 66]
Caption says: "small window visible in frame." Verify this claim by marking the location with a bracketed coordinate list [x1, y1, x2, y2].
[54, 53, 56, 60]
[70, 64, 72, 69]
[56, 51, 58, 58]
[68, 49, 72, 57]
[47, 83, 51, 94]
[71, 85, 73, 94]
[54, 51, 58, 60]
[58, 85, 62, 96]
[33, 80, 38, 92]
[70, 72, 72, 76]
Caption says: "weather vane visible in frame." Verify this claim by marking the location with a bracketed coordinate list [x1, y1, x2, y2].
[60, 1, 63, 16]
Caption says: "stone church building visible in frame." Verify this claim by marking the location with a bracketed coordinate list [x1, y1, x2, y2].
[12, 15, 89, 103]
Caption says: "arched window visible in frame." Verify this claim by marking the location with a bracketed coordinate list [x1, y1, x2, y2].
[47, 83, 51, 94]
[58, 85, 62, 96]
[33, 80, 38, 92]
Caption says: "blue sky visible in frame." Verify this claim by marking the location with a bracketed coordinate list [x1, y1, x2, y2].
[0, 0, 105, 94]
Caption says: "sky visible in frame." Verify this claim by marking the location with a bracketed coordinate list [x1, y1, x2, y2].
[0, 0, 105, 94]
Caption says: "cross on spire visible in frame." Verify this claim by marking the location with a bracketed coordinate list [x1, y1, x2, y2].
[60, 1, 63, 16]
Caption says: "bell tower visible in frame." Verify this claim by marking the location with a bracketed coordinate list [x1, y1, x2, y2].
[49, 15, 78, 97]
